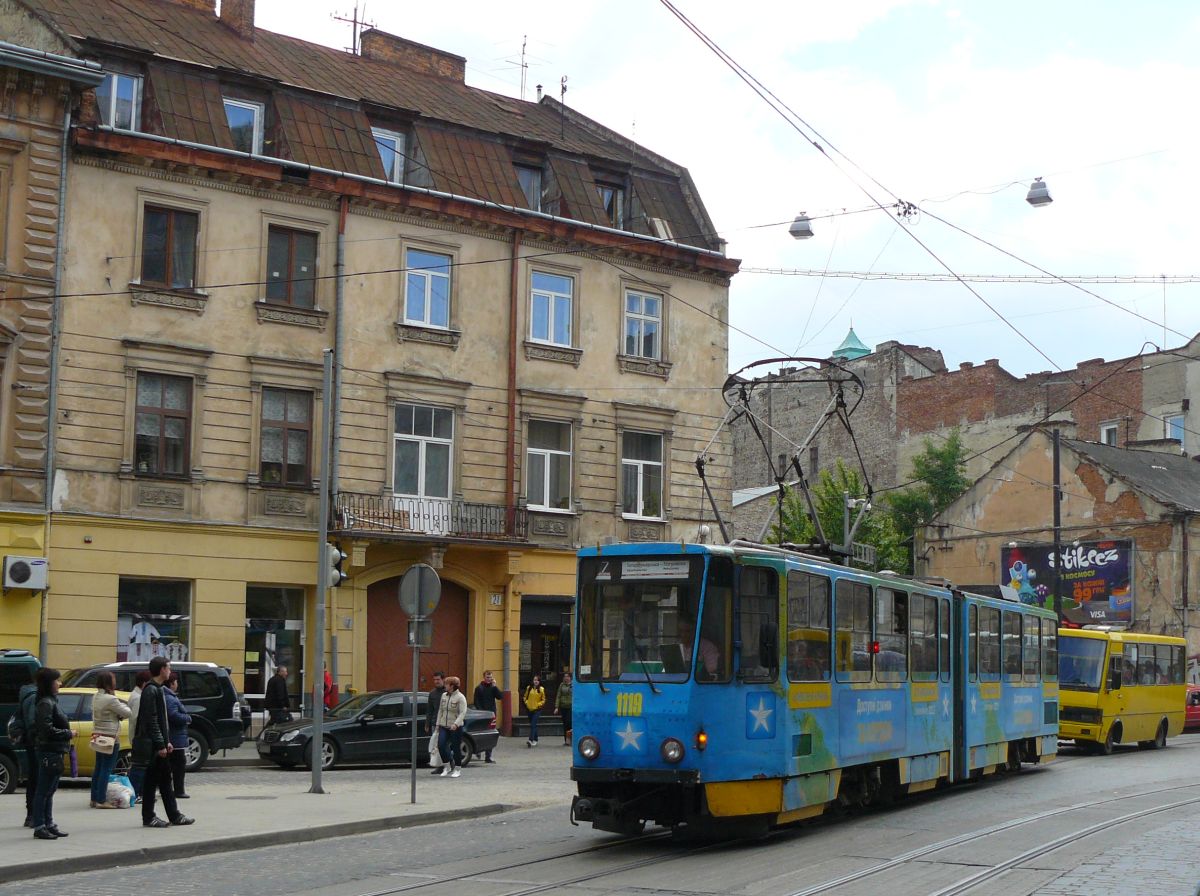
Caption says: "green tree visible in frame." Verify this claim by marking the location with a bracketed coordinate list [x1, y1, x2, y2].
[770, 460, 907, 571]
[886, 429, 971, 566]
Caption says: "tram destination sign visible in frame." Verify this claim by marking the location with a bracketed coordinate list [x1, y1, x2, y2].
[999, 539, 1133, 625]
[594, 559, 691, 581]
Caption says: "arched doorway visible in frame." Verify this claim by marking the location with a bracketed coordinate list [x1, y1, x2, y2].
[367, 576, 469, 692]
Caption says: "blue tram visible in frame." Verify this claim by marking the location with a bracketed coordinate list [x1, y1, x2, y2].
[569, 541, 1059, 835]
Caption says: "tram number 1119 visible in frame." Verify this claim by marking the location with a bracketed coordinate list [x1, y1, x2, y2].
[616, 692, 644, 717]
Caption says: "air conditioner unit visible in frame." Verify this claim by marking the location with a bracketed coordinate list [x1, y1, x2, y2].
[4, 556, 48, 590]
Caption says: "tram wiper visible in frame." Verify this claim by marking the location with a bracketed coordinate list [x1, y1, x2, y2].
[632, 640, 661, 694]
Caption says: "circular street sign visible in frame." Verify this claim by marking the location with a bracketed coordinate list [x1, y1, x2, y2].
[399, 563, 442, 617]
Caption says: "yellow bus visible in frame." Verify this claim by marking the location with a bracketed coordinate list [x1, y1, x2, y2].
[1058, 628, 1186, 754]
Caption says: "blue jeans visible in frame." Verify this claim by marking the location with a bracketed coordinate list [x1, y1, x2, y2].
[528, 709, 540, 742]
[91, 747, 118, 803]
[437, 727, 462, 769]
[32, 752, 62, 829]
[128, 764, 145, 802]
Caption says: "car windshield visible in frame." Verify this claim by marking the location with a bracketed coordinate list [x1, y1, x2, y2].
[326, 693, 376, 720]
[1059, 637, 1107, 691]
[59, 668, 88, 687]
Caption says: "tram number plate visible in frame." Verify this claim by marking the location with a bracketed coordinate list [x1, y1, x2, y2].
[616, 692, 643, 717]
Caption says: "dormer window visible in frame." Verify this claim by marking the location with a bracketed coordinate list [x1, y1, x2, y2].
[96, 72, 142, 131]
[224, 98, 264, 154]
[516, 165, 543, 212]
[373, 128, 405, 184]
[597, 183, 625, 229]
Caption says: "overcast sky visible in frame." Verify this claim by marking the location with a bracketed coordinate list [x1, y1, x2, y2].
[255, 0, 1200, 378]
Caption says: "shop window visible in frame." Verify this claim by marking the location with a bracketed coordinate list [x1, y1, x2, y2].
[117, 578, 191, 662]
[245, 586, 304, 703]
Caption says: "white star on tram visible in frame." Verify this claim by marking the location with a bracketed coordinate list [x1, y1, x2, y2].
[750, 697, 773, 732]
[616, 721, 644, 751]
[942, 693, 951, 716]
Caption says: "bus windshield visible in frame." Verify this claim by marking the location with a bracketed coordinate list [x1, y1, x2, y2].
[1059, 637, 1107, 691]
[576, 555, 715, 683]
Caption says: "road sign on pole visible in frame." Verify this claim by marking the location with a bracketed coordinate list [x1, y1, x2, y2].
[401, 563, 441, 804]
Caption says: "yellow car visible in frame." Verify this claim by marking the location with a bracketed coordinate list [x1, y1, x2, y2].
[56, 688, 133, 778]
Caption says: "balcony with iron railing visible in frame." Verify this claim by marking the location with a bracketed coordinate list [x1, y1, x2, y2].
[332, 491, 527, 541]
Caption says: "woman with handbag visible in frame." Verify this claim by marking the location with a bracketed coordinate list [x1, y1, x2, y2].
[165, 672, 192, 798]
[31, 667, 72, 839]
[90, 671, 130, 808]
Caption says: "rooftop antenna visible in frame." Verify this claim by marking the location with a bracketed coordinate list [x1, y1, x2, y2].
[559, 75, 567, 138]
[333, 1, 375, 55]
[520, 35, 528, 101]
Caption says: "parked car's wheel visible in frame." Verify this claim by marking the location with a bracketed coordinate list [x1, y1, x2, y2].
[304, 737, 339, 771]
[114, 750, 132, 776]
[0, 753, 17, 794]
[184, 729, 210, 773]
[455, 736, 475, 767]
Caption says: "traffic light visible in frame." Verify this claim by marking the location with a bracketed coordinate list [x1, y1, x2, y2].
[325, 542, 348, 588]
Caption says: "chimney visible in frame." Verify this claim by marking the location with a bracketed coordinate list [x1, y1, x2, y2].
[536, 84, 543, 101]
[359, 29, 465, 81]
[219, 0, 255, 39]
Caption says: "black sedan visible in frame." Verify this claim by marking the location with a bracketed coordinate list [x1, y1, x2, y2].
[256, 690, 498, 771]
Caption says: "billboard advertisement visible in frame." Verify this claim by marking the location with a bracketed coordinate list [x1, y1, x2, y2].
[999, 539, 1133, 625]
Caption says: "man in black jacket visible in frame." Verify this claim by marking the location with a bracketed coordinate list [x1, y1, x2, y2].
[138, 657, 193, 828]
[426, 672, 445, 774]
[472, 671, 503, 763]
[264, 666, 291, 725]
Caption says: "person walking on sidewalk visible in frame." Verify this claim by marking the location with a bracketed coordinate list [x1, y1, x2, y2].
[472, 670, 502, 763]
[17, 672, 38, 828]
[265, 665, 291, 725]
[90, 671, 130, 808]
[426, 672, 445, 774]
[435, 676, 468, 778]
[523, 675, 546, 747]
[136, 657, 193, 828]
[165, 672, 192, 799]
[126, 669, 152, 799]
[554, 671, 573, 747]
[31, 667, 72, 839]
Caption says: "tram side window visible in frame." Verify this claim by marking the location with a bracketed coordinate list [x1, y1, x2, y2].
[875, 588, 908, 681]
[968, 604, 978, 681]
[1022, 614, 1040, 681]
[940, 599, 951, 682]
[979, 606, 1001, 680]
[737, 565, 778, 683]
[910, 594, 938, 681]
[786, 570, 830, 682]
[1041, 619, 1057, 681]
[699, 557, 734, 683]
[835, 580, 872, 682]
[1001, 611, 1022, 678]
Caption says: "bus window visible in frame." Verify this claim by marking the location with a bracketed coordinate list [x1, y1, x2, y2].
[786, 570, 830, 682]
[1001, 611, 1022, 678]
[910, 594, 937, 682]
[1153, 645, 1171, 684]
[1123, 643, 1139, 687]
[876, 589, 908, 681]
[835, 579, 872, 682]
[699, 557, 733, 683]
[940, 599, 951, 682]
[1041, 619, 1057, 682]
[737, 565, 778, 683]
[979, 606, 1001, 680]
[968, 604, 978, 681]
[1022, 615, 1040, 681]
[1138, 644, 1158, 686]
[1171, 645, 1185, 684]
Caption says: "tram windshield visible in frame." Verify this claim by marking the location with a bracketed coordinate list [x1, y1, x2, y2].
[1058, 636, 1107, 691]
[576, 554, 728, 683]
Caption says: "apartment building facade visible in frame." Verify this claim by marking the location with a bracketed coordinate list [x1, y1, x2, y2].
[2, 0, 736, 711]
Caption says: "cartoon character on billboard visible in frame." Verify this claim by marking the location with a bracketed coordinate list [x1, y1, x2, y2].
[1007, 560, 1039, 606]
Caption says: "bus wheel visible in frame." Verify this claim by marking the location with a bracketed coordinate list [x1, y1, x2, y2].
[1099, 724, 1119, 755]
[1139, 720, 1167, 750]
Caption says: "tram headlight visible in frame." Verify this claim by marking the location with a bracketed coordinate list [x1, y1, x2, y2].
[660, 737, 685, 764]
[578, 736, 600, 760]
[696, 729, 708, 751]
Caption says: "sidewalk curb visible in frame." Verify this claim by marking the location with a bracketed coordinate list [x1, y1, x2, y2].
[0, 802, 512, 884]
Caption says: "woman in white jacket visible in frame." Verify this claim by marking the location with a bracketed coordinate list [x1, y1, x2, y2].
[435, 676, 468, 778]
[90, 671, 131, 807]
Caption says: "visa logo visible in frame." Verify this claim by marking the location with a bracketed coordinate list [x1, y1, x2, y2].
[1089, 610, 1106, 619]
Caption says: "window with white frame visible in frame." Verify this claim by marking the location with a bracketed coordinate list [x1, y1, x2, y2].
[373, 128, 405, 184]
[622, 430, 663, 518]
[1166, 414, 1185, 450]
[404, 249, 451, 328]
[516, 165, 543, 212]
[623, 290, 662, 359]
[224, 98, 264, 154]
[527, 420, 571, 511]
[530, 271, 573, 347]
[96, 72, 142, 131]
[393, 403, 453, 499]
[1100, 422, 1118, 446]
[597, 183, 625, 229]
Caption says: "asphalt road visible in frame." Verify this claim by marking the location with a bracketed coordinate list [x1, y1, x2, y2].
[9, 737, 1200, 896]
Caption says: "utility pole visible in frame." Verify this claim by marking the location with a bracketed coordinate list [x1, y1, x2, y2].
[310, 349, 334, 795]
[1052, 428, 1063, 622]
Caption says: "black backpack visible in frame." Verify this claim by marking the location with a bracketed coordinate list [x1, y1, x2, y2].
[6, 691, 33, 746]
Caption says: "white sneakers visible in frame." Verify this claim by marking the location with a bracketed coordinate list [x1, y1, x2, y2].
[450, 769, 461, 778]
[439, 767, 450, 777]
